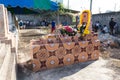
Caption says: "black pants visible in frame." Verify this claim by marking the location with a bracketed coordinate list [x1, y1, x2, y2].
[94, 26, 98, 32]
[110, 27, 114, 35]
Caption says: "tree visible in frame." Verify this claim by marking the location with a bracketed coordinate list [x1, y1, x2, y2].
[58, 2, 65, 14]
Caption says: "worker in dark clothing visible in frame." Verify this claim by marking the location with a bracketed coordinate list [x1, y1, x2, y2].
[109, 18, 116, 35]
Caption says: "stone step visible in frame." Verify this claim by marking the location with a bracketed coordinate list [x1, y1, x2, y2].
[0, 44, 11, 80]
[6, 48, 16, 80]
[11, 53, 17, 80]
[0, 42, 6, 68]
[0, 34, 5, 37]
[0, 37, 7, 40]
[0, 40, 12, 68]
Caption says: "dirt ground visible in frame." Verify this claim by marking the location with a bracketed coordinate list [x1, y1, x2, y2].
[17, 28, 50, 63]
[17, 29, 120, 80]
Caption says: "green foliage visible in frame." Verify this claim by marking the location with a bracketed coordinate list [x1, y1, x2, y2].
[58, 3, 65, 14]
[72, 16, 76, 23]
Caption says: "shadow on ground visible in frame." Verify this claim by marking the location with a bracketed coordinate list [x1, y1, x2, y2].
[17, 60, 95, 80]
[20, 33, 46, 37]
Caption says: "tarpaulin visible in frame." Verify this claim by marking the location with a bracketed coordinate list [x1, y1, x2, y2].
[0, 0, 58, 11]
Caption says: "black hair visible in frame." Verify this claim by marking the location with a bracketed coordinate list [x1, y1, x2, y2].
[111, 18, 114, 20]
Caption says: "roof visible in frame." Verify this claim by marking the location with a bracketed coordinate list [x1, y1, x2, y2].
[64, 8, 80, 13]
[0, 0, 58, 11]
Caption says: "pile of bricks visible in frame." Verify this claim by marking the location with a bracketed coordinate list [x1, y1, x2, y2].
[27, 32, 100, 72]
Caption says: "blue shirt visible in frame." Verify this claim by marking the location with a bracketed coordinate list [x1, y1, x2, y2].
[51, 21, 55, 28]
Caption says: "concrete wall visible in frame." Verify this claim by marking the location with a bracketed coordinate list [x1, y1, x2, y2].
[15, 14, 72, 26]
[0, 40, 17, 80]
[0, 4, 17, 80]
[0, 4, 6, 36]
[92, 12, 120, 33]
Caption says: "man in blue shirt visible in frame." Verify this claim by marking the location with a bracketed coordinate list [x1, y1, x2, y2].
[51, 20, 56, 33]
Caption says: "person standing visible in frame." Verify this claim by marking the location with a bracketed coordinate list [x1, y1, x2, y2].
[76, 15, 79, 27]
[19, 20, 23, 29]
[51, 20, 56, 33]
[109, 18, 116, 35]
[94, 21, 100, 32]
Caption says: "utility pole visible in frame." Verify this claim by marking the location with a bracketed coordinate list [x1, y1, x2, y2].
[90, 0, 93, 12]
[67, 0, 69, 25]
[56, 0, 60, 25]
[68, 0, 69, 9]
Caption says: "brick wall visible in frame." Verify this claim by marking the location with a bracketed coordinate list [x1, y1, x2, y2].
[26, 33, 100, 72]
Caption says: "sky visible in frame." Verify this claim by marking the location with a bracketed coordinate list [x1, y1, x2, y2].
[63, 0, 120, 14]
